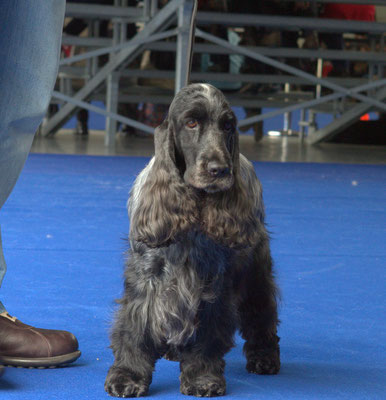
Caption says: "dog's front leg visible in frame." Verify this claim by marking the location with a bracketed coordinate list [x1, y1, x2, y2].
[105, 364, 151, 398]
[105, 310, 160, 398]
[238, 239, 280, 376]
[179, 299, 236, 397]
[180, 352, 226, 397]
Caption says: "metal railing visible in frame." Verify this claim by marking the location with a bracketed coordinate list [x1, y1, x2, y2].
[43, 0, 386, 145]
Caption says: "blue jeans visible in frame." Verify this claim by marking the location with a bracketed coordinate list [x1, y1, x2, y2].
[0, 0, 66, 312]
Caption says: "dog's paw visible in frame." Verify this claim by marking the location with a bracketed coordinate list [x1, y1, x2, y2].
[180, 376, 226, 397]
[105, 368, 149, 398]
[246, 349, 280, 375]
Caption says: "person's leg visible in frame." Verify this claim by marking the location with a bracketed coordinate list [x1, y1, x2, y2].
[0, 0, 64, 304]
[0, 228, 6, 313]
[0, 0, 65, 208]
[0, 0, 81, 367]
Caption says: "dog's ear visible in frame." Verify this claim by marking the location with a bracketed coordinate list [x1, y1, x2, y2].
[201, 177, 262, 249]
[129, 119, 198, 247]
[231, 126, 240, 170]
[154, 119, 177, 171]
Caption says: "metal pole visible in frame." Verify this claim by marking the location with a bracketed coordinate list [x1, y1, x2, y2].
[378, 33, 385, 82]
[299, 108, 306, 142]
[105, 72, 119, 147]
[175, 0, 197, 93]
[143, 0, 150, 20]
[120, 0, 128, 43]
[316, 58, 323, 99]
[369, 35, 376, 97]
[151, 0, 158, 17]
[282, 83, 292, 133]
[86, 21, 93, 80]
[91, 20, 100, 76]
[104, 0, 121, 144]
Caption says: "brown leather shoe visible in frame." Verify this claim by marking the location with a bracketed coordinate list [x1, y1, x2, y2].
[0, 311, 81, 368]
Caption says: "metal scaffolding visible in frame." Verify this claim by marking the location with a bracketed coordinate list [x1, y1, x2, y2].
[43, 0, 386, 145]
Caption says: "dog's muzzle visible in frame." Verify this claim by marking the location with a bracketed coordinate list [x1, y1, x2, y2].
[207, 161, 231, 178]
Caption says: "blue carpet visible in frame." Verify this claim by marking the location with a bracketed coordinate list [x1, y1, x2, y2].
[0, 154, 385, 399]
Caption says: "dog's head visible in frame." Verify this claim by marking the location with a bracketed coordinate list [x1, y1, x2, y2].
[166, 83, 237, 193]
[130, 84, 259, 249]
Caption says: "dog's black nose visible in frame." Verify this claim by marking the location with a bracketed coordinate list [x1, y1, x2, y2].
[207, 161, 230, 178]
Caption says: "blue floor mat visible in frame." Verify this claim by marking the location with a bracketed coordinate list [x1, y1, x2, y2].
[0, 154, 385, 399]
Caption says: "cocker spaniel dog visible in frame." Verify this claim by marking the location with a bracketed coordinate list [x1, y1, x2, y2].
[105, 83, 280, 398]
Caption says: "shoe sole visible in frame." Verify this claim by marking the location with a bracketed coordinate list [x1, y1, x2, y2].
[0, 350, 81, 368]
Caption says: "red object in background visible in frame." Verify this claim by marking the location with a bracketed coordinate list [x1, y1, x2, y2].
[360, 114, 370, 121]
[321, 4, 376, 21]
[61, 45, 73, 58]
[322, 61, 333, 77]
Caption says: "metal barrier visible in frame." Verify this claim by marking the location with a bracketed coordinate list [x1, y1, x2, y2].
[43, 0, 386, 145]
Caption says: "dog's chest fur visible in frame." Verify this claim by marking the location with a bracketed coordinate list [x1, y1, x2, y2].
[128, 232, 233, 347]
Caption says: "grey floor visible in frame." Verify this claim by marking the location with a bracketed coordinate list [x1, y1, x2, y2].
[31, 129, 386, 164]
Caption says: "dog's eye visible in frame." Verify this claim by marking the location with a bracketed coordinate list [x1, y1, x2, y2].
[187, 119, 198, 129]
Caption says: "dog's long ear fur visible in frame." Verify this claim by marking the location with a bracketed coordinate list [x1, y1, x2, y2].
[201, 132, 263, 249]
[130, 120, 198, 247]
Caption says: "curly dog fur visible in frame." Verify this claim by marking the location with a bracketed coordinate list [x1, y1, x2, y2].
[105, 84, 280, 398]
